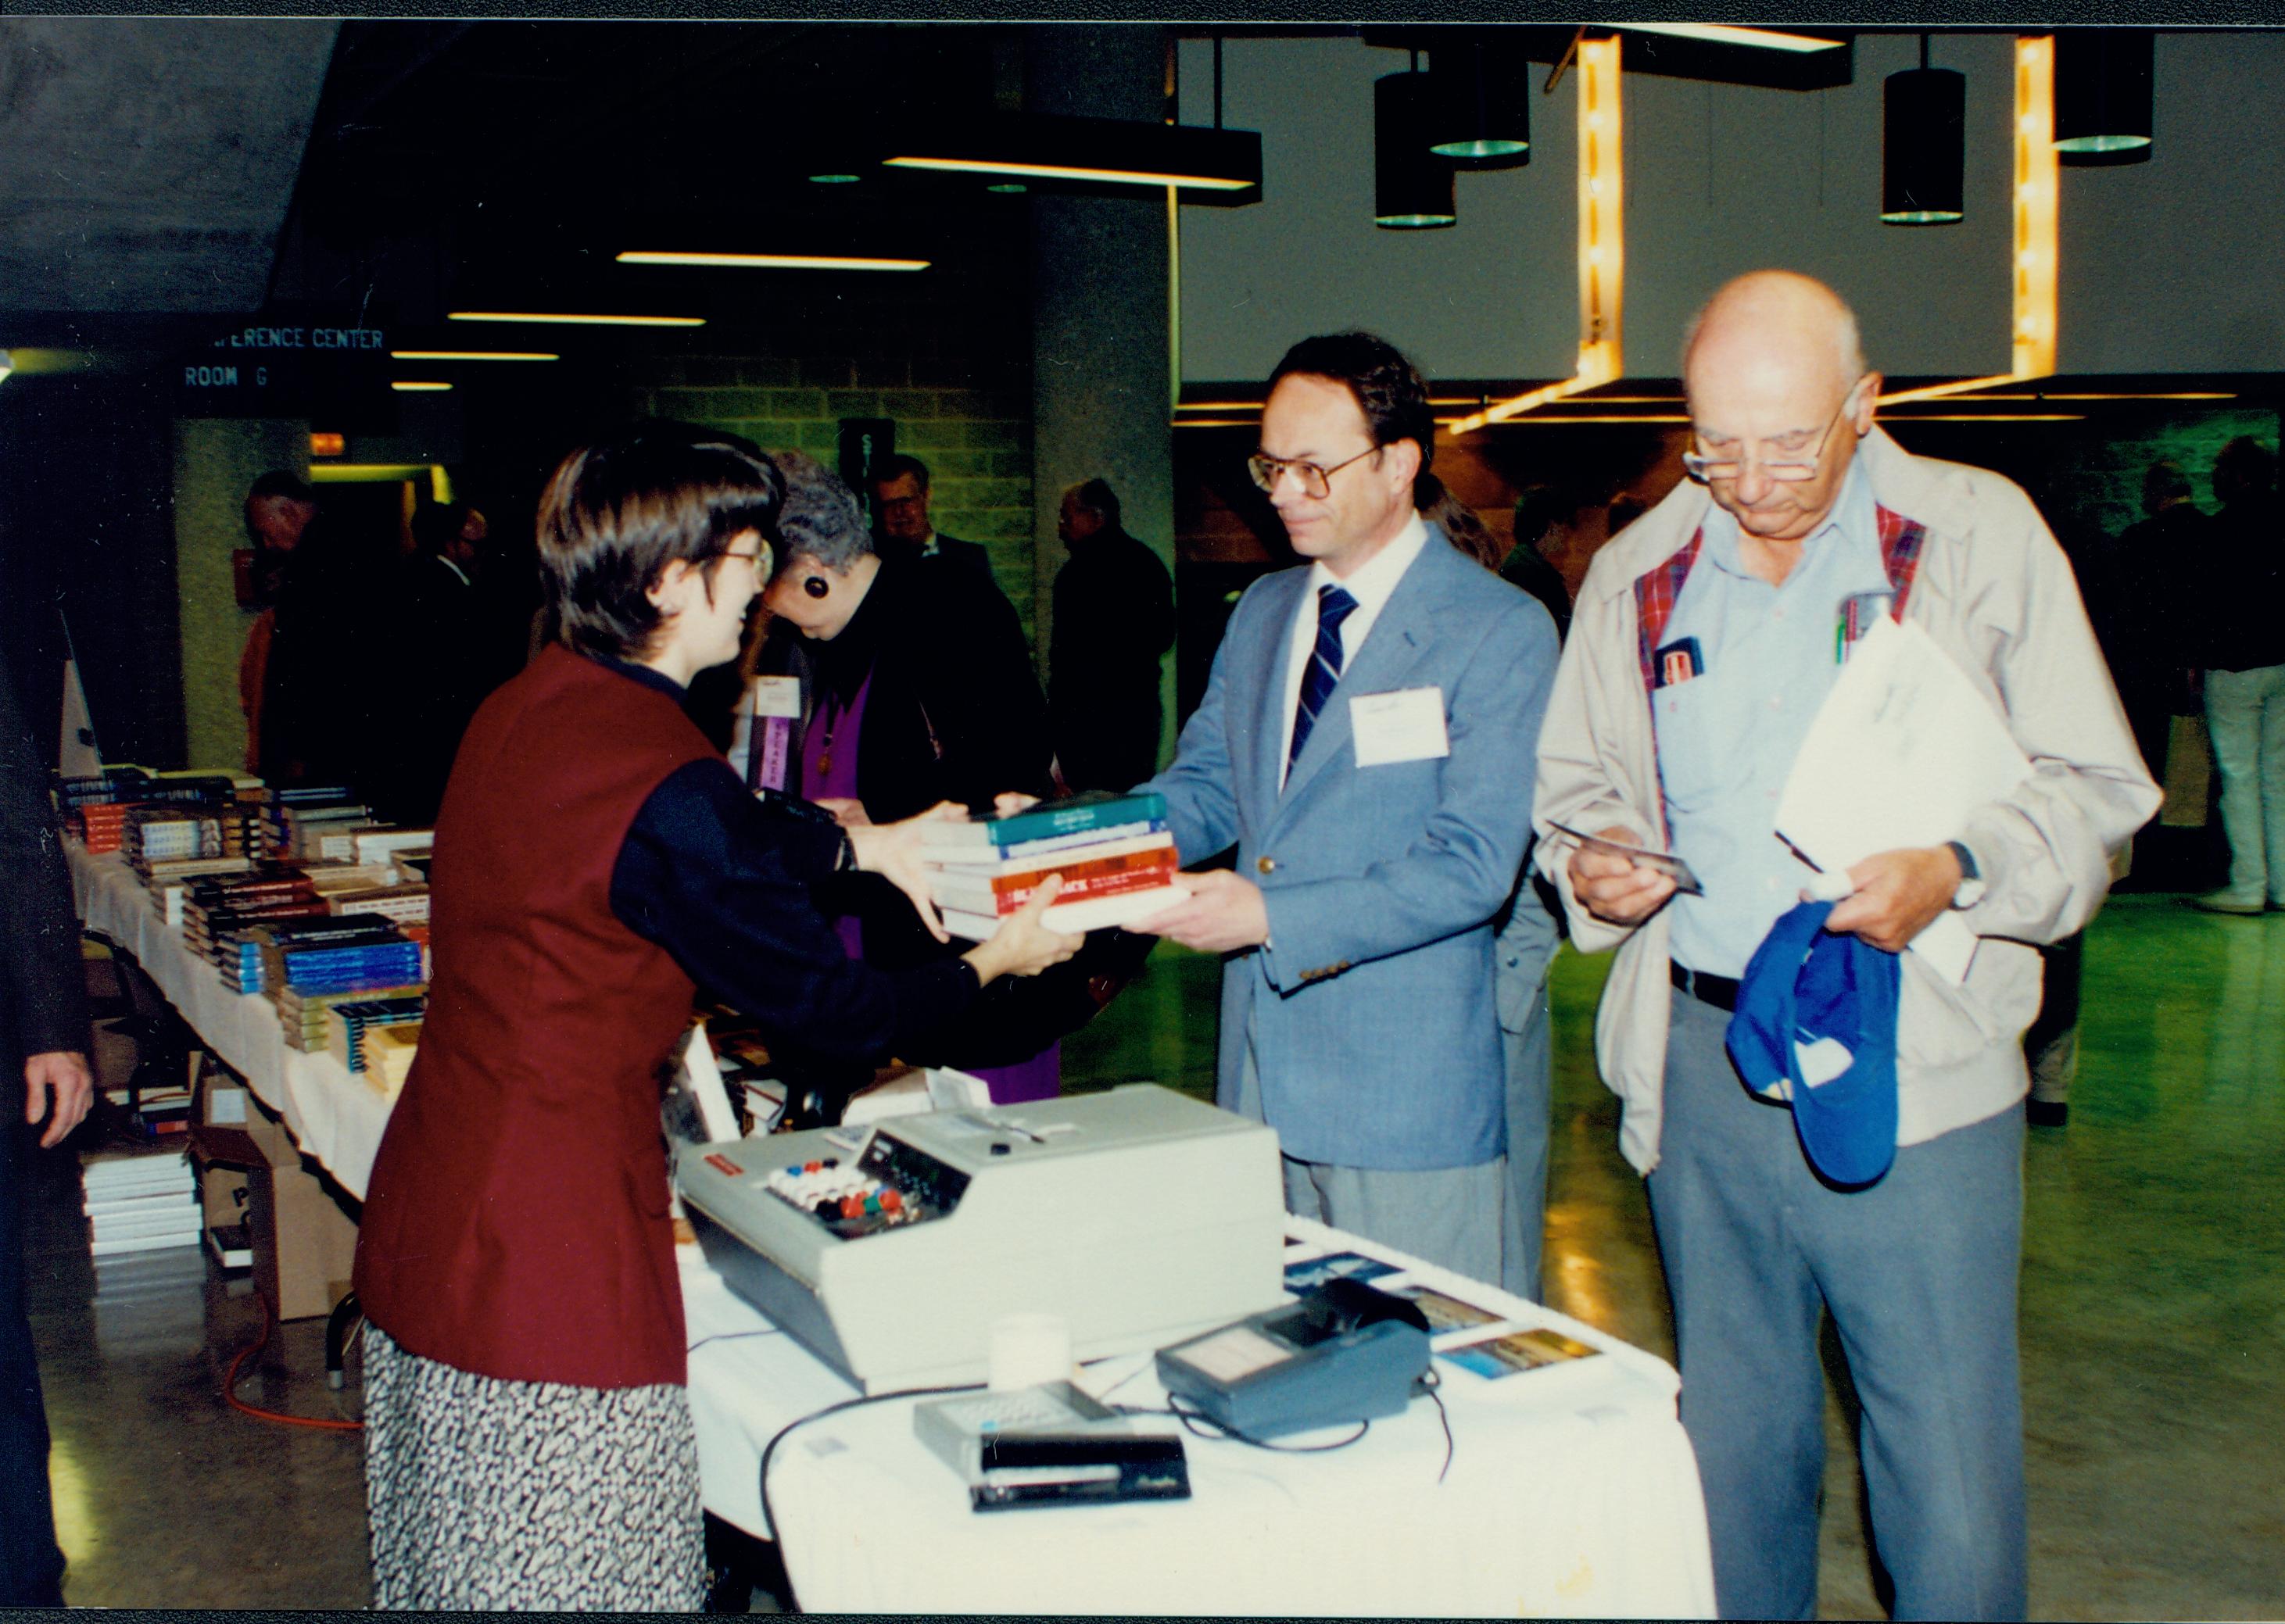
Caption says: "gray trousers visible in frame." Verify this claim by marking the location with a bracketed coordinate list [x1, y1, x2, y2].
[1498, 978, 1553, 1301]
[1647, 988, 2028, 1622]
[1237, 1025, 1504, 1285]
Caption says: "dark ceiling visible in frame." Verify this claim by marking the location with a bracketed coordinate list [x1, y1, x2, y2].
[3, 18, 1881, 350]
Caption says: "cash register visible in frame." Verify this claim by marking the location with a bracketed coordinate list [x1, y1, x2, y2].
[675, 1084, 1288, 1393]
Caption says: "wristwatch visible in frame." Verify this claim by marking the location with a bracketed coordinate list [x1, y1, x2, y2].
[1945, 840, 1986, 910]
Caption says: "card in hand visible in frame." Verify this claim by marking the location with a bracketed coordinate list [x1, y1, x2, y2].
[1546, 822, 1706, 896]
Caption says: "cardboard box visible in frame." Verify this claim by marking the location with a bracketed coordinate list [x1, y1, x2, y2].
[244, 1158, 360, 1322]
[189, 1071, 360, 1321]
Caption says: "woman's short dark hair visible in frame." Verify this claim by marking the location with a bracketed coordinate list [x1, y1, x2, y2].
[769, 450, 876, 575]
[537, 422, 784, 662]
[1268, 331, 1438, 506]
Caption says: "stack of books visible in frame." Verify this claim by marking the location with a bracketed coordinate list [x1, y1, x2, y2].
[74, 800, 131, 853]
[361, 1025, 422, 1097]
[181, 867, 331, 982]
[268, 789, 375, 863]
[921, 792, 1186, 943]
[249, 914, 427, 1047]
[81, 1146, 202, 1257]
[325, 995, 427, 1076]
[123, 804, 265, 887]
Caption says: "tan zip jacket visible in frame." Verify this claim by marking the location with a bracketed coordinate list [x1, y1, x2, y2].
[1533, 427, 2161, 1175]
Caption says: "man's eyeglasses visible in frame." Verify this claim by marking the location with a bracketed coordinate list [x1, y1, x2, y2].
[1248, 445, 1379, 500]
[1682, 380, 1867, 485]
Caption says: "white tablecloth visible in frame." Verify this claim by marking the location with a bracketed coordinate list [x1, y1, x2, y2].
[71, 841, 1714, 1616]
[683, 1218, 1715, 1619]
[66, 842, 392, 1200]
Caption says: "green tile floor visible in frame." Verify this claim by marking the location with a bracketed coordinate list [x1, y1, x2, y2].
[22, 895, 2284, 1614]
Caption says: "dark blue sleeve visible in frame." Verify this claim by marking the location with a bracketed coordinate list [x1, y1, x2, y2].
[610, 758, 976, 1068]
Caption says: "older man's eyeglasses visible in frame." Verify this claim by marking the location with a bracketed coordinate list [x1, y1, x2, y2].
[1247, 445, 1379, 500]
[1682, 380, 1868, 485]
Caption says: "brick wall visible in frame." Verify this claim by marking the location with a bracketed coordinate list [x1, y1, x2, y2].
[620, 279, 1041, 651]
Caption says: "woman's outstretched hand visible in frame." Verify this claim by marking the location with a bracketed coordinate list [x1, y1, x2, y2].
[844, 800, 969, 944]
[965, 876, 1083, 984]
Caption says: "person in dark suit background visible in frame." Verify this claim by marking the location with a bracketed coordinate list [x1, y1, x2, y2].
[1048, 478, 1175, 792]
[870, 454, 998, 592]
[1, 651, 91, 1607]
[385, 500, 490, 825]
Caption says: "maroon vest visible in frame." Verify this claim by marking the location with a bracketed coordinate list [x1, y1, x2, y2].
[354, 646, 715, 1388]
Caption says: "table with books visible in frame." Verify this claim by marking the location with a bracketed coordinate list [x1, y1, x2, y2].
[680, 1216, 1716, 1619]
[63, 771, 427, 1197]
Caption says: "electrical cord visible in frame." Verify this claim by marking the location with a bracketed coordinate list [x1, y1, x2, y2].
[1123, 1394, 1371, 1454]
[757, 1379, 982, 1612]
[224, 1300, 364, 1433]
[687, 1328, 784, 1356]
[1421, 1370, 1456, 1483]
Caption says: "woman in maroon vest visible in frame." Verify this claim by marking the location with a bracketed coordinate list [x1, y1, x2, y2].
[352, 424, 1076, 1611]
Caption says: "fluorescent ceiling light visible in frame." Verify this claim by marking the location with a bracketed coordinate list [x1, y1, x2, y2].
[391, 349, 560, 362]
[392, 381, 453, 392]
[616, 251, 929, 272]
[884, 113, 1262, 198]
[1462, 413, 1690, 426]
[310, 463, 439, 482]
[1947, 392, 2233, 402]
[1617, 23, 1844, 53]
[448, 311, 704, 327]
[886, 156, 1251, 191]
[0, 349, 11, 385]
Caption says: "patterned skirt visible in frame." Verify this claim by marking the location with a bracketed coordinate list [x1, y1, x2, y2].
[362, 1322, 707, 1611]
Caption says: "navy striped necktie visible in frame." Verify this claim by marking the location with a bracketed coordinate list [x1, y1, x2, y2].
[1288, 582, 1359, 774]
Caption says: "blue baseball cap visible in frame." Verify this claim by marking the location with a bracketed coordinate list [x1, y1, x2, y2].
[1724, 900, 1902, 1188]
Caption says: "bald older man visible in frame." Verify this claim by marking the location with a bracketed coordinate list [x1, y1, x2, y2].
[1535, 272, 2157, 1621]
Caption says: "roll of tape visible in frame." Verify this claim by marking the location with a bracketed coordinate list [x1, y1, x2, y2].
[988, 1311, 1073, 1391]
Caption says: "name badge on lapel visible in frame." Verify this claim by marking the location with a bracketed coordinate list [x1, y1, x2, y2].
[751, 675, 802, 718]
[1349, 687, 1450, 767]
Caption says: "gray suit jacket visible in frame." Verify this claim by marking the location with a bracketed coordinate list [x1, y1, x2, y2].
[1141, 528, 1557, 1169]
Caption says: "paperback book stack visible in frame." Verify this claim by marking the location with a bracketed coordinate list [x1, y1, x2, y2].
[181, 867, 331, 988]
[267, 789, 375, 863]
[252, 914, 427, 1050]
[325, 995, 427, 1086]
[124, 803, 263, 889]
[73, 799, 131, 853]
[80, 1146, 201, 1257]
[921, 792, 1186, 943]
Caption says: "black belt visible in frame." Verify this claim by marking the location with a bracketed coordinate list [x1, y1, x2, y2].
[1670, 961, 1740, 1012]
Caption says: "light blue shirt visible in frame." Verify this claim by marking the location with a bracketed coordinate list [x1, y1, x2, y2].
[1658, 460, 1891, 977]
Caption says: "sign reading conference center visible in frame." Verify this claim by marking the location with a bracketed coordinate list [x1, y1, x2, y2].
[177, 312, 391, 417]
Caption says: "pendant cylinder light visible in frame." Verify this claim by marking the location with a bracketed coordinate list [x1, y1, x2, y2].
[1882, 50, 1966, 225]
[1376, 69, 1456, 229]
[1427, 36, 1530, 170]
[2054, 28, 2154, 157]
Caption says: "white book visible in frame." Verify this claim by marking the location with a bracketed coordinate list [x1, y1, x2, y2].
[91, 1229, 203, 1257]
[924, 830, 1177, 878]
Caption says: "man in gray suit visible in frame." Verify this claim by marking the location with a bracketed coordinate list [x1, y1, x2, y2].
[1134, 331, 1558, 1280]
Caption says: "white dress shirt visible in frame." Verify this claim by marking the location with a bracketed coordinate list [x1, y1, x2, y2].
[1278, 510, 1431, 785]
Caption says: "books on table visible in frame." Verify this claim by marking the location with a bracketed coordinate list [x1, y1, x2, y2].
[920, 792, 1188, 942]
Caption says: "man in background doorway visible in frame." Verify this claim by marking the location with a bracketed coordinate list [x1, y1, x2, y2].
[871, 455, 998, 592]
[2187, 436, 2285, 914]
[237, 470, 318, 775]
[1048, 478, 1175, 791]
